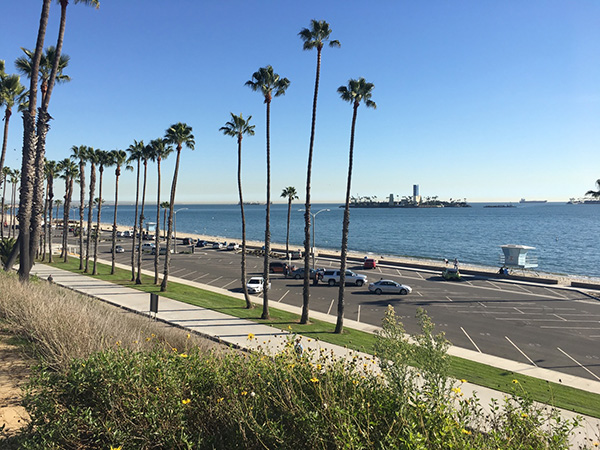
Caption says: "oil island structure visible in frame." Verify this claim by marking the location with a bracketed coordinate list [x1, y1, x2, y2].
[347, 185, 470, 208]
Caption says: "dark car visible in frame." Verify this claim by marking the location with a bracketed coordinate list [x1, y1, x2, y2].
[269, 261, 289, 273]
[195, 240, 208, 248]
[182, 237, 195, 246]
[288, 267, 318, 279]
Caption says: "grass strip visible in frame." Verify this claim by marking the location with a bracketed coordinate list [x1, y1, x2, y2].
[43, 258, 600, 418]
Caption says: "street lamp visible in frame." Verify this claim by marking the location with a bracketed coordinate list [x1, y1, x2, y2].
[298, 208, 330, 269]
[173, 207, 188, 254]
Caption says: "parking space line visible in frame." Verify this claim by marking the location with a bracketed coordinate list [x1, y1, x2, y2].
[221, 280, 236, 289]
[465, 281, 474, 286]
[396, 269, 402, 276]
[486, 280, 500, 289]
[554, 314, 567, 321]
[416, 272, 424, 279]
[541, 326, 600, 330]
[546, 287, 568, 299]
[446, 296, 453, 302]
[170, 268, 186, 275]
[514, 285, 534, 294]
[278, 290, 289, 303]
[478, 301, 487, 308]
[505, 336, 537, 366]
[327, 299, 335, 315]
[416, 291, 423, 297]
[193, 273, 208, 281]
[461, 327, 481, 353]
[205, 276, 222, 285]
[357, 305, 361, 323]
[557, 347, 600, 381]
[514, 307, 525, 314]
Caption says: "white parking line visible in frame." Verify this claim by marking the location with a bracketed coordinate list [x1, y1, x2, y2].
[505, 336, 537, 366]
[514, 284, 534, 294]
[416, 272, 424, 279]
[461, 327, 482, 353]
[553, 314, 567, 321]
[396, 269, 402, 276]
[478, 301, 487, 308]
[278, 290, 289, 303]
[357, 305, 361, 322]
[170, 268, 186, 275]
[546, 287, 568, 299]
[557, 347, 600, 381]
[486, 280, 500, 289]
[221, 280, 236, 289]
[446, 296, 453, 302]
[327, 299, 335, 315]
[416, 291, 423, 297]
[193, 273, 208, 281]
[206, 276, 222, 285]
[514, 307, 525, 314]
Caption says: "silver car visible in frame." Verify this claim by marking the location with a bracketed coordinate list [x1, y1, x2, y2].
[368, 279, 412, 295]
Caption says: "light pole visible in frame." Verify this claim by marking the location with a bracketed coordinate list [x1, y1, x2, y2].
[299, 208, 329, 269]
[173, 207, 188, 254]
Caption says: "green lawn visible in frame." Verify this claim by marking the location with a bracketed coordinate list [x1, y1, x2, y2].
[43, 258, 600, 418]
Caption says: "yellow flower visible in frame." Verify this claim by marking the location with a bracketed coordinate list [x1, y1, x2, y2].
[512, 379, 519, 384]
[521, 413, 528, 418]
[316, 364, 322, 371]
[172, 347, 177, 352]
[241, 391, 248, 396]
[461, 429, 472, 435]
[460, 379, 467, 383]
[352, 380, 358, 385]
[310, 377, 319, 383]
[178, 353, 188, 358]
[110, 446, 123, 450]
[248, 333, 255, 340]
[186, 333, 191, 339]
[452, 387, 462, 394]
[288, 325, 292, 330]
[217, 397, 224, 403]
[182, 399, 191, 405]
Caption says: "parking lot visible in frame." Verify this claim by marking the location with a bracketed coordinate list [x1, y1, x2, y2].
[89, 234, 600, 381]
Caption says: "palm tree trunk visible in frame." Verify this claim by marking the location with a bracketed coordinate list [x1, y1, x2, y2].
[111, 167, 120, 275]
[17, 0, 51, 280]
[301, 47, 322, 325]
[1, 176, 6, 239]
[47, 177, 53, 263]
[262, 100, 271, 320]
[42, 179, 48, 261]
[163, 207, 167, 239]
[131, 159, 140, 281]
[85, 164, 96, 272]
[0, 108, 12, 193]
[11, 181, 17, 239]
[238, 136, 252, 308]
[78, 161, 85, 270]
[63, 178, 73, 263]
[136, 161, 147, 284]
[161, 148, 182, 292]
[153, 159, 161, 284]
[93, 169, 103, 275]
[335, 102, 359, 334]
[285, 197, 291, 258]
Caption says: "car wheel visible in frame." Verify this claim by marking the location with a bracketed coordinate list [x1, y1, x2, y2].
[375, 288, 382, 295]
[269, 268, 274, 273]
[400, 289, 408, 295]
[295, 274, 301, 279]
[356, 280, 364, 287]
[328, 279, 336, 286]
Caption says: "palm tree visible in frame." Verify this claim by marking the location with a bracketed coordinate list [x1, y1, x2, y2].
[280, 186, 299, 260]
[161, 123, 195, 292]
[150, 138, 173, 284]
[54, 199, 62, 232]
[160, 201, 170, 239]
[127, 140, 144, 282]
[298, 20, 340, 325]
[335, 78, 376, 334]
[136, 143, 154, 284]
[110, 149, 131, 275]
[9, 169, 20, 239]
[0, 166, 11, 239]
[71, 145, 88, 269]
[220, 113, 255, 309]
[85, 148, 99, 272]
[57, 158, 78, 263]
[0, 74, 25, 185]
[585, 180, 600, 199]
[42, 159, 58, 261]
[246, 66, 290, 320]
[93, 150, 113, 275]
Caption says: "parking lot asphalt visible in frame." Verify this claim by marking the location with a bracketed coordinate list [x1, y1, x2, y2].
[80, 233, 600, 382]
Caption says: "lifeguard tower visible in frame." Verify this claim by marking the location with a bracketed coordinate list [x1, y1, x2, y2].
[500, 245, 538, 271]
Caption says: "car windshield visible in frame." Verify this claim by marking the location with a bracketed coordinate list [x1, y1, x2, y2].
[248, 279, 260, 285]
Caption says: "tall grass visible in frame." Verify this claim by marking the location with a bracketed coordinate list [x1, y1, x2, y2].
[0, 271, 215, 371]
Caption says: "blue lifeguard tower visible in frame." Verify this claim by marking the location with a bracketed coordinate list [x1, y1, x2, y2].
[500, 245, 538, 269]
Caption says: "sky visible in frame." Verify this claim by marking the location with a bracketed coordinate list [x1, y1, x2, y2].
[1, 0, 599, 204]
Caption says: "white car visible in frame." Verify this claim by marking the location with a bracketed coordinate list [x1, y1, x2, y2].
[227, 243, 239, 251]
[140, 242, 156, 253]
[115, 245, 125, 253]
[321, 270, 368, 287]
[368, 279, 412, 295]
[246, 277, 271, 294]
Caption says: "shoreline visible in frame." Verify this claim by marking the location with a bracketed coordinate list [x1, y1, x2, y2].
[99, 222, 600, 287]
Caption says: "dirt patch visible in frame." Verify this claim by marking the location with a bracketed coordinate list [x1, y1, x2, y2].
[0, 328, 31, 436]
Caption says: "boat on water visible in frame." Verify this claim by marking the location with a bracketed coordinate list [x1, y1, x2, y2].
[567, 197, 600, 205]
[519, 198, 547, 204]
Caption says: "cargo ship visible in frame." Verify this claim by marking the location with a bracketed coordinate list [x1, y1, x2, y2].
[519, 198, 547, 204]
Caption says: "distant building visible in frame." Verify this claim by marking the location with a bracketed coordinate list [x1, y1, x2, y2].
[389, 193, 394, 206]
[413, 184, 421, 204]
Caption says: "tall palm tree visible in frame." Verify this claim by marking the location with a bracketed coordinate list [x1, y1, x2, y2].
[0, 166, 11, 239]
[585, 180, 600, 199]
[136, 143, 154, 284]
[335, 78, 376, 334]
[57, 158, 78, 263]
[0, 74, 25, 185]
[85, 148, 99, 272]
[14, 0, 51, 279]
[299, 20, 340, 324]
[161, 123, 195, 292]
[246, 65, 290, 320]
[9, 169, 20, 239]
[150, 138, 173, 284]
[53, 199, 62, 234]
[43, 160, 58, 262]
[160, 201, 170, 239]
[93, 150, 113, 275]
[127, 140, 144, 282]
[281, 186, 298, 259]
[220, 113, 255, 309]
[71, 145, 88, 269]
[110, 149, 131, 275]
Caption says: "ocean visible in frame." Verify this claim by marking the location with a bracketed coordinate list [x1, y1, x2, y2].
[64, 202, 599, 280]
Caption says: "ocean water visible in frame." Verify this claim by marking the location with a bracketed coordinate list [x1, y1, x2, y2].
[67, 202, 599, 279]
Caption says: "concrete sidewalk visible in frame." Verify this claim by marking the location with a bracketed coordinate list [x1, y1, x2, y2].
[32, 261, 600, 447]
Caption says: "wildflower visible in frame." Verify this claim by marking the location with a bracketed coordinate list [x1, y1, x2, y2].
[310, 377, 319, 383]
[593, 442, 598, 447]
[452, 387, 462, 394]
[248, 333, 255, 340]
[316, 364, 322, 371]
[241, 391, 248, 396]
[182, 399, 191, 405]
[186, 333, 191, 339]
[461, 429, 472, 435]
[115, 341, 121, 347]
[151, 333, 156, 337]
[250, 391, 256, 397]
[146, 337, 151, 342]
[323, 402, 328, 409]
[288, 325, 292, 330]
[133, 340, 138, 344]
[217, 397, 224, 403]
[521, 413, 528, 418]
[110, 446, 123, 450]
[178, 353, 188, 358]
[512, 379, 519, 384]
[172, 347, 177, 352]
[460, 379, 467, 383]
[352, 380, 358, 385]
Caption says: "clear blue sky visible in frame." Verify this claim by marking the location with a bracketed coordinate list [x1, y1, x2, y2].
[1, 1, 599, 203]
